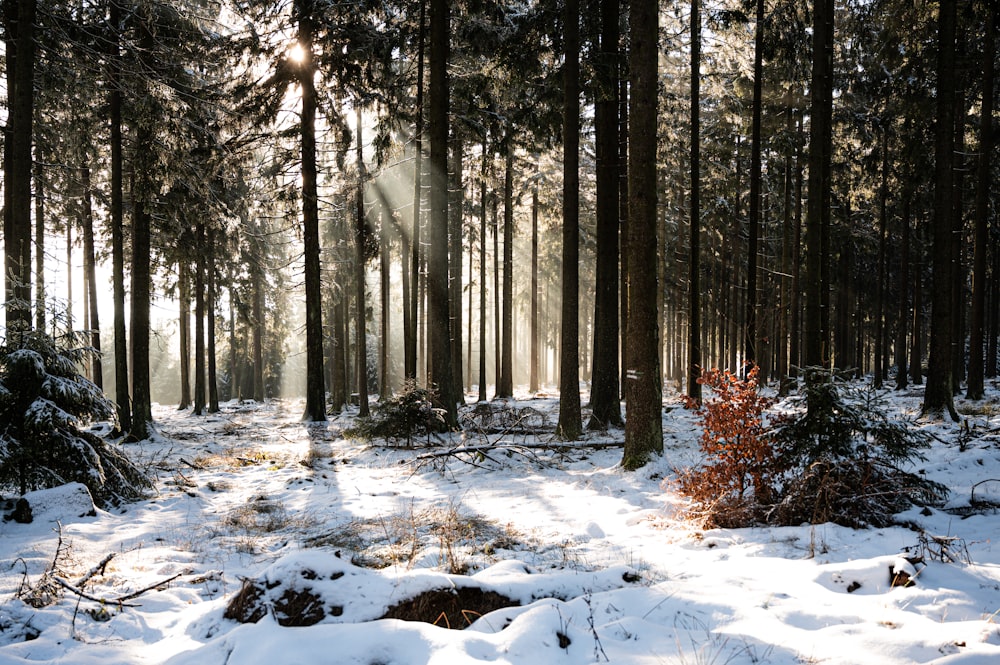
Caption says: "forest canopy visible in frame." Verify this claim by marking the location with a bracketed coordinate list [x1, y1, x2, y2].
[0, 0, 996, 468]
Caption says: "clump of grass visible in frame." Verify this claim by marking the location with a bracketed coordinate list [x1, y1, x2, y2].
[304, 501, 529, 571]
[192, 448, 271, 470]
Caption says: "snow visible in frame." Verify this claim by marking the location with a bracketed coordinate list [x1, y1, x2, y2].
[1, 385, 1000, 665]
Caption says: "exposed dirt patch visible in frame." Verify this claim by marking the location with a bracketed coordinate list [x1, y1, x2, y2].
[382, 587, 519, 629]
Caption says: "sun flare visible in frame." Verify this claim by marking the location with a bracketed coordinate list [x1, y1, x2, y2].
[288, 42, 306, 64]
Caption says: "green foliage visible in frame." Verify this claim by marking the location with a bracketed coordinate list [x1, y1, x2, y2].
[0, 332, 151, 507]
[345, 381, 446, 446]
[771, 369, 947, 528]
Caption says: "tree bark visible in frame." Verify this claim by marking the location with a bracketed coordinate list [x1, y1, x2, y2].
[449, 138, 464, 402]
[252, 258, 265, 402]
[194, 224, 207, 415]
[3, 0, 36, 339]
[127, 12, 156, 442]
[380, 204, 391, 400]
[873, 129, 888, 389]
[910, 215, 924, 386]
[33, 155, 45, 331]
[746, 0, 765, 371]
[967, 2, 994, 400]
[479, 142, 489, 402]
[207, 230, 219, 412]
[178, 260, 192, 409]
[923, 0, 959, 419]
[619, 70, 629, 399]
[558, 0, 582, 439]
[622, 0, 663, 469]
[355, 107, 371, 417]
[497, 142, 515, 398]
[109, 0, 131, 433]
[428, 0, 457, 425]
[530, 161, 539, 395]
[228, 278, 237, 401]
[896, 190, 911, 389]
[297, 2, 327, 422]
[789, 114, 804, 376]
[805, 0, 834, 372]
[588, 0, 621, 425]
[80, 162, 103, 388]
[687, 0, 703, 400]
[407, 0, 426, 382]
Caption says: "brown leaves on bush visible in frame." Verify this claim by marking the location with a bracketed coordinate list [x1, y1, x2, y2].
[676, 366, 786, 528]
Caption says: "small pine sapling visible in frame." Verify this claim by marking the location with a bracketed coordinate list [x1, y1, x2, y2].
[344, 380, 447, 446]
[677, 366, 785, 527]
[772, 369, 947, 527]
[0, 331, 151, 507]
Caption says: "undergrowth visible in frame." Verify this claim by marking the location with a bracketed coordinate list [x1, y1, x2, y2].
[676, 366, 946, 529]
[344, 381, 446, 446]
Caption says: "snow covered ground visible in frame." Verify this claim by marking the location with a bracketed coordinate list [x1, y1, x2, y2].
[1, 383, 1000, 664]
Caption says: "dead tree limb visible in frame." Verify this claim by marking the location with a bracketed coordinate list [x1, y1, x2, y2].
[54, 572, 181, 607]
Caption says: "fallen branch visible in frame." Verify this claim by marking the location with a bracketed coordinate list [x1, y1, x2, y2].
[53, 577, 140, 607]
[54, 572, 182, 607]
[115, 573, 183, 602]
[970, 478, 1000, 505]
[75, 552, 116, 587]
[414, 440, 624, 460]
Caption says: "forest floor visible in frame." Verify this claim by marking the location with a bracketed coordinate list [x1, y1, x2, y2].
[1, 381, 1000, 664]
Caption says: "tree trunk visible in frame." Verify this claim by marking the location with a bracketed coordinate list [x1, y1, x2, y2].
[466, 207, 474, 392]
[449, 138, 464, 402]
[80, 162, 103, 388]
[558, 0, 582, 439]
[178, 261, 192, 409]
[896, 190, 911, 390]
[355, 106, 371, 417]
[194, 224, 207, 416]
[34, 155, 45, 331]
[619, 71, 630, 399]
[622, 0, 662, 469]
[686, 0, 702, 401]
[493, 190, 501, 390]
[479, 142, 489, 402]
[428, 0, 457, 425]
[778, 106, 794, 392]
[127, 12, 156, 442]
[989, 241, 999, 379]
[804, 0, 834, 412]
[66, 223, 74, 333]
[128, 197, 153, 440]
[3, 0, 36, 338]
[407, 0, 425, 382]
[297, 2, 327, 422]
[109, 0, 131, 433]
[967, 2, 994, 400]
[380, 204, 391, 400]
[789, 113, 804, 376]
[229, 279, 237, 401]
[252, 260, 265, 402]
[923, 0, 959, 419]
[497, 142, 515, 398]
[874, 129, 888, 389]
[529, 160, 540, 395]
[587, 0, 621, 424]
[951, 53, 969, 392]
[910, 215, 924, 385]
[746, 0, 765, 371]
[207, 230, 219, 412]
